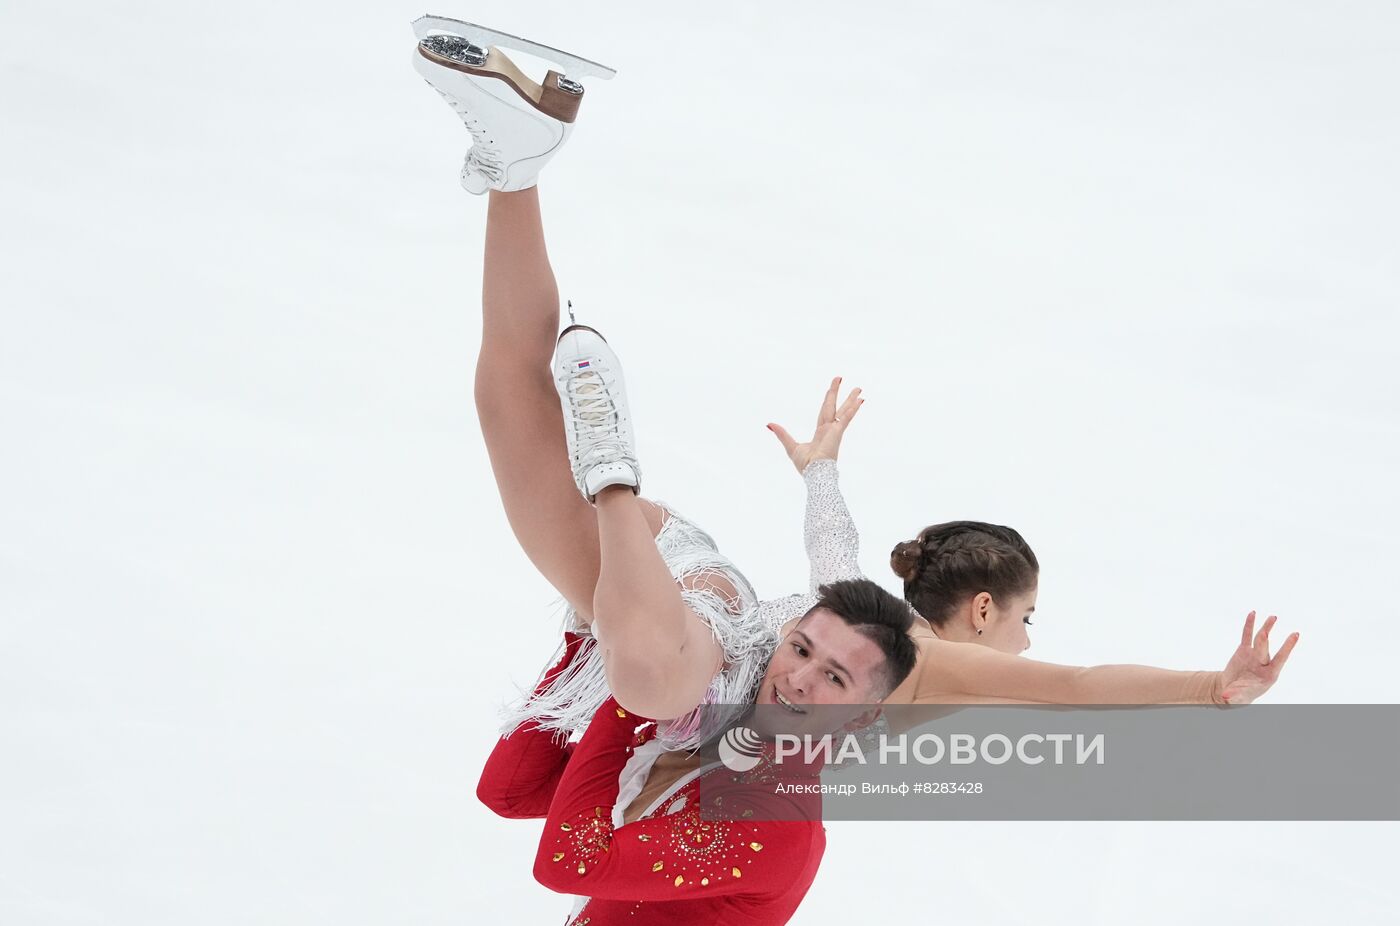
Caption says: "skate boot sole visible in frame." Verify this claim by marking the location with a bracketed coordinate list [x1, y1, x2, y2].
[417, 42, 584, 124]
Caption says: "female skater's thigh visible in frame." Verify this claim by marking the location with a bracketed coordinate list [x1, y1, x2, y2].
[476, 364, 601, 614]
[475, 368, 667, 618]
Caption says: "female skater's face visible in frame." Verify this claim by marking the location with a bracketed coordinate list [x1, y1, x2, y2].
[979, 587, 1039, 655]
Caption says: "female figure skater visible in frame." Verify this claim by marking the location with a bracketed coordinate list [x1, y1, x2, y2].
[411, 9, 1297, 747]
[768, 388, 1299, 706]
[409, 16, 904, 755]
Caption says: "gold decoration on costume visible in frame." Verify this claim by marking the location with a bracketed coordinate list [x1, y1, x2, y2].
[616, 707, 628, 717]
[701, 878, 709, 886]
[749, 842, 763, 851]
[741, 809, 753, 818]
[732, 867, 742, 878]
[560, 823, 572, 832]
[652, 862, 664, 872]
[552, 853, 565, 862]
[674, 875, 685, 887]
[637, 834, 650, 842]
[578, 863, 587, 874]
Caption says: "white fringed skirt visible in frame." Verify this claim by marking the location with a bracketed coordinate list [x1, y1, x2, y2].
[499, 503, 778, 752]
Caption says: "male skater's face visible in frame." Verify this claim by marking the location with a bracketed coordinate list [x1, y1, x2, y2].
[755, 607, 889, 717]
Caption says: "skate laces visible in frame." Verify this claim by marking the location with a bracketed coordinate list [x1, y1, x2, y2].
[430, 87, 505, 184]
[562, 364, 630, 467]
[464, 144, 504, 185]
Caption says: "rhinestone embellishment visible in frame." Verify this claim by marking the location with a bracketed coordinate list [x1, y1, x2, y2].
[420, 34, 488, 67]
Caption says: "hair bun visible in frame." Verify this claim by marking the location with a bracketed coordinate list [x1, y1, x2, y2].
[889, 540, 923, 583]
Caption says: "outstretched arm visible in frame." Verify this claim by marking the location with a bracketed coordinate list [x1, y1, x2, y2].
[769, 378, 866, 590]
[920, 612, 1299, 705]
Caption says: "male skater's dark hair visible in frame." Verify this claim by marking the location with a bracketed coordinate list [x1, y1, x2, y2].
[890, 521, 1039, 626]
[808, 579, 918, 698]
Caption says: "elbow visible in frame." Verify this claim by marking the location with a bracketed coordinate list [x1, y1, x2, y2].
[475, 766, 533, 819]
[476, 742, 545, 819]
[1065, 669, 1101, 705]
[475, 773, 521, 819]
[533, 847, 571, 893]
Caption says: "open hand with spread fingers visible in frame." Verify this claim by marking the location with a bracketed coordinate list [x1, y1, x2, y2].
[768, 377, 864, 474]
[1218, 611, 1300, 704]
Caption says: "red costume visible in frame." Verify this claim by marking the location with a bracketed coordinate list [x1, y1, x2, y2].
[477, 634, 826, 925]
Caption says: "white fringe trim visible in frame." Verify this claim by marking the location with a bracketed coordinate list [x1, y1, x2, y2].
[500, 503, 776, 753]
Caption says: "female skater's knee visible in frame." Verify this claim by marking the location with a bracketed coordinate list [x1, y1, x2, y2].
[473, 363, 556, 422]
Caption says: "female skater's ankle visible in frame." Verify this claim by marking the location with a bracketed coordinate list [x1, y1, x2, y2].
[489, 186, 539, 203]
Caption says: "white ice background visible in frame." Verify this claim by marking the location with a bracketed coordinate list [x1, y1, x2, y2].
[2, 1, 1397, 923]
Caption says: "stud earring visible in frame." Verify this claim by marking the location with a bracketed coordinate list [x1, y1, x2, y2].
[977, 629, 983, 636]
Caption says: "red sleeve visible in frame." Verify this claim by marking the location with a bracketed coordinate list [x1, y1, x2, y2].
[476, 634, 585, 819]
[532, 696, 820, 901]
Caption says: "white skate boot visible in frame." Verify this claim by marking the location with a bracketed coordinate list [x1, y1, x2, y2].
[553, 325, 641, 503]
[410, 15, 615, 194]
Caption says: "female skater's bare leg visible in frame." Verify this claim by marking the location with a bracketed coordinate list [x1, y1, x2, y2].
[475, 188, 663, 620]
[478, 195, 724, 719]
[593, 486, 727, 719]
[413, 24, 724, 722]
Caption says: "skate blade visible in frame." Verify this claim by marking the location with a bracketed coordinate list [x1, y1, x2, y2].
[412, 15, 616, 81]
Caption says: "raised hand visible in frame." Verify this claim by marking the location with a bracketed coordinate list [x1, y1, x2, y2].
[1218, 611, 1300, 704]
[768, 377, 864, 475]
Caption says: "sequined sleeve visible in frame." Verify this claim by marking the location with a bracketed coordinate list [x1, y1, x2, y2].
[533, 697, 822, 902]
[803, 459, 863, 591]
[742, 460, 862, 638]
[751, 592, 819, 638]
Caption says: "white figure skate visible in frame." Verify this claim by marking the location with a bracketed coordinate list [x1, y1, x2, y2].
[553, 325, 641, 502]
[411, 15, 615, 193]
